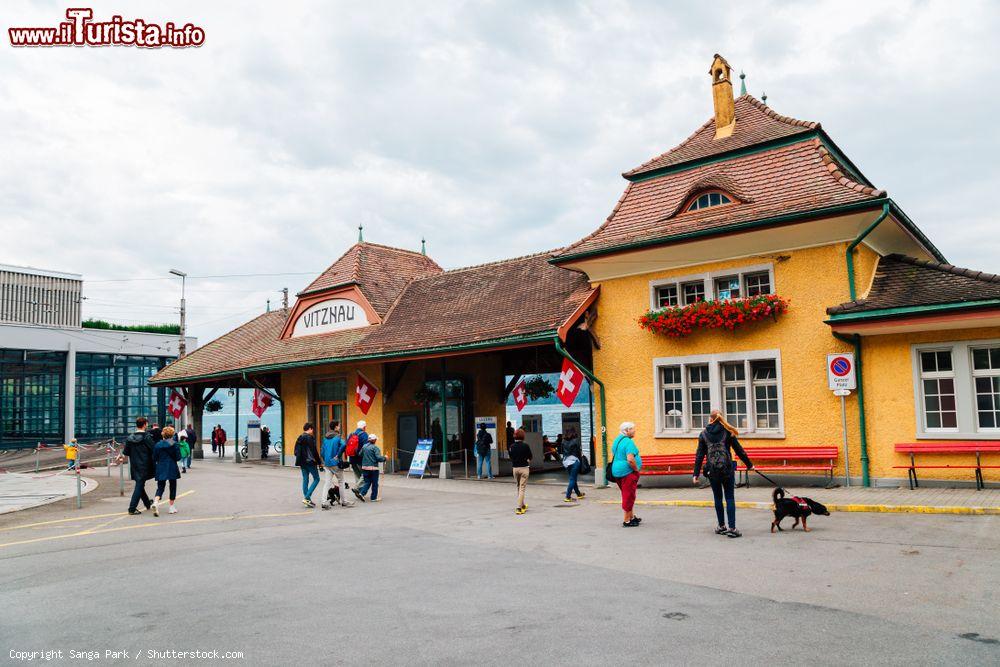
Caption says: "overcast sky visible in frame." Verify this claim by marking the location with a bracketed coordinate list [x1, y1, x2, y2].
[3, 1, 999, 343]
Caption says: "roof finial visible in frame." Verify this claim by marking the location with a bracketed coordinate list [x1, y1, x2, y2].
[739, 70, 746, 96]
[421, 237, 426, 255]
[761, 91, 767, 106]
[358, 225, 364, 243]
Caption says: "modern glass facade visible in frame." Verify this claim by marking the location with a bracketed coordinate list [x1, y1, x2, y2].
[75, 353, 166, 440]
[0, 350, 170, 448]
[0, 349, 66, 448]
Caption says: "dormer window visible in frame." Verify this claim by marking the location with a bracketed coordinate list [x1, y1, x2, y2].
[686, 190, 733, 212]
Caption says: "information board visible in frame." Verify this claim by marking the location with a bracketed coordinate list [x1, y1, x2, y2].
[408, 439, 433, 478]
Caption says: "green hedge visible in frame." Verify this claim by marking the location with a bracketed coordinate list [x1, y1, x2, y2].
[82, 319, 181, 335]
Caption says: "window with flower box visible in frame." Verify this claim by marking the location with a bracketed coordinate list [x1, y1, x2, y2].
[653, 350, 784, 438]
[650, 264, 774, 311]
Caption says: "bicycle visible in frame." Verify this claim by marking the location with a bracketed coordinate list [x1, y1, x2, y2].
[241, 438, 284, 459]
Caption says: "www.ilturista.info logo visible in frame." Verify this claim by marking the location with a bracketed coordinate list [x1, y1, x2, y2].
[9, 8, 205, 48]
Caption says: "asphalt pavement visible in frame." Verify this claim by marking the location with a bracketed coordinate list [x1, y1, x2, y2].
[0, 460, 997, 666]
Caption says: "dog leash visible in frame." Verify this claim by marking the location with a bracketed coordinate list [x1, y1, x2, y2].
[752, 469, 780, 486]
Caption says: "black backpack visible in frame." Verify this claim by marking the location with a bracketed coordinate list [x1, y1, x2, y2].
[705, 432, 732, 477]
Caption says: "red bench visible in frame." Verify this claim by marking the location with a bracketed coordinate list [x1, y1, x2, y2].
[639, 454, 697, 477]
[894, 442, 1000, 490]
[638, 447, 838, 486]
[736, 447, 839, 487]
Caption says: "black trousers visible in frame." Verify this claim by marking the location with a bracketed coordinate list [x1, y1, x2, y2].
[129, 480, 151, 512]
[155, 479, 178, 501]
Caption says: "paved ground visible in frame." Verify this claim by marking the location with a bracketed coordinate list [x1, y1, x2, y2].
[1, 459, 998, 665]
[0, 471, 97, 514]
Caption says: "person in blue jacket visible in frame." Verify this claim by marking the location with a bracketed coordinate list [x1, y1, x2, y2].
[320, 422, 354, 509]
[152, 425, 182, 516]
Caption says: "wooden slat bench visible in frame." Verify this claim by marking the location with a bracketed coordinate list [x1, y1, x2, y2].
[639, 454, 697, 477]
[736, 447, 839, 487]
[637, 448, 838, 487]
[893, 442, 1000, 490]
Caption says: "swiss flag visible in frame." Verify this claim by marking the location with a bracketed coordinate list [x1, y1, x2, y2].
[355, 373, 378, 415]
[556, 358, 584, 408]
[513, 378, 528, 412]
[167, 390, 187, 420]
[251, 388, 273, 418]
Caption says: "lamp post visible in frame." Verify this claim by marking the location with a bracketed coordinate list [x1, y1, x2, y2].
[169, 269, 187, 358]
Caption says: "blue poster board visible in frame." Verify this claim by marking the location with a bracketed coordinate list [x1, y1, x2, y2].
[408, 439, 433, 478]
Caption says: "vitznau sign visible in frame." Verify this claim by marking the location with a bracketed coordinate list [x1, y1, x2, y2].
[291, 298, 369, 337]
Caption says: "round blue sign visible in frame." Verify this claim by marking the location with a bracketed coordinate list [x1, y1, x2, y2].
[831, 356, 851, 377]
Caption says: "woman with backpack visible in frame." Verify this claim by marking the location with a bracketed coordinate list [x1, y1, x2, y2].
[693, 409, 753, 538]
[561, 427, 585, 503]
[609, 422, 642, 527]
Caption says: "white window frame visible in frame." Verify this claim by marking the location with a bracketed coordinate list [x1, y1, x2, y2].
[649, 263, 774, 311]
[971, 345, 1000, 433]
[652, 349, 785, 439]
[911, 339, 1000, 439]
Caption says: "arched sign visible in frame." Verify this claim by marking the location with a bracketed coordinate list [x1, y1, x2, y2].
[291, 297, 369, 337]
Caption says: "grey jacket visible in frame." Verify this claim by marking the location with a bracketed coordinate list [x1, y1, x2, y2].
[360, 442, 386, 469]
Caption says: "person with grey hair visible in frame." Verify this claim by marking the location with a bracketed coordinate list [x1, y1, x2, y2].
[609, 421, 642, 527]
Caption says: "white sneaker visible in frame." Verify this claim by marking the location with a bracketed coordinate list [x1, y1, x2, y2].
[152, 501, 160, 517]
[168, 506, 177, 514]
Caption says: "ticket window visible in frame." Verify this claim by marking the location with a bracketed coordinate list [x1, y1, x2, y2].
[520, 414, 543, 465]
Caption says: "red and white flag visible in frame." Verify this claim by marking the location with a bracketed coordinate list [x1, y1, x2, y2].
[251, 388, 273, 418]
[355, 373, 378, 415]
[513, 378, 528, 412]
[167, 389, 187, 420]
[556, 358, 584, 408]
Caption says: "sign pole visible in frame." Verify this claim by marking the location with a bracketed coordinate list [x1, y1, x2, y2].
[840, 393, 851, 487]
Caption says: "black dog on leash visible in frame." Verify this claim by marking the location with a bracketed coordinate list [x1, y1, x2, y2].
[771, 487, 830, 533]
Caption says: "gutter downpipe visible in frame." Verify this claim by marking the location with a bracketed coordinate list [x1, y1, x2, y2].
[846, 202, 890, 301]
[839, 202, 888, 487]
[832, 332, 870, 487]
[553, 337, 608, 488]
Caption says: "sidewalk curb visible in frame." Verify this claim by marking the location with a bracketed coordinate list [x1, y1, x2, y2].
[0, 475, 99, 515]
[599, 499, 1000, 515]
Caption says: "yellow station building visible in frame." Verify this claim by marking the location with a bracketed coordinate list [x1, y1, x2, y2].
[152, 55, 1000, 488]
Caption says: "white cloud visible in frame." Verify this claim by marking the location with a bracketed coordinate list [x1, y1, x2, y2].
[1, 0, 998, 342]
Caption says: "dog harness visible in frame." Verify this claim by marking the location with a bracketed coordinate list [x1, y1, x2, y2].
[790, 496, 810, 511]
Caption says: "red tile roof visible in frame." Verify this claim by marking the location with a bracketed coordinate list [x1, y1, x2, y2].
[827, 254, 1000, 316]
[300, 242, 442, 316]
[624, 95, 819, 177]
[150, 252, 594, 384]
[557, 137, 884, 259]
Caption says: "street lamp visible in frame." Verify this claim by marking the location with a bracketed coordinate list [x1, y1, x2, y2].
[169, 269, 187, 358]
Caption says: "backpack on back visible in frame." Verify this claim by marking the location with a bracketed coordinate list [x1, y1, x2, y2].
[345, 432, 361, 457]
[705, 432, 731, 477]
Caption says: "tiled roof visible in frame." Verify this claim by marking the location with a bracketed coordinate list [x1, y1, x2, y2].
[556, 137, 884, 259]
[827, 254, 1000, 316]
[624, 95, 819, 177]
[299, 242, 442, 316]
[151, 252, 593, 384]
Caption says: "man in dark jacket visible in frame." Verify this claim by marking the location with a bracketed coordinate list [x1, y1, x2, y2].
[183, 424, 197, 466]
[509, 429, 532, 515]
[294, 422, 321, 508]
[475, 423, 493, 480]
[119, 416, 155, 515]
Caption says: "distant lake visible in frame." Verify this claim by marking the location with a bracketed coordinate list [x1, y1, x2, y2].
[201, 389, 282, 442]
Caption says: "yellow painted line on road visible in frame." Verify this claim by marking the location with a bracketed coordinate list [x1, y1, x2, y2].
[0, 512, 124, 532]
[599, 499, 1000, 515]
[0, 510, 313, 549]
[0, 490, 198, 534]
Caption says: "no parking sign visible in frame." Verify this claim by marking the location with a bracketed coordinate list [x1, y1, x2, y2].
[827, 353, 856, 391]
